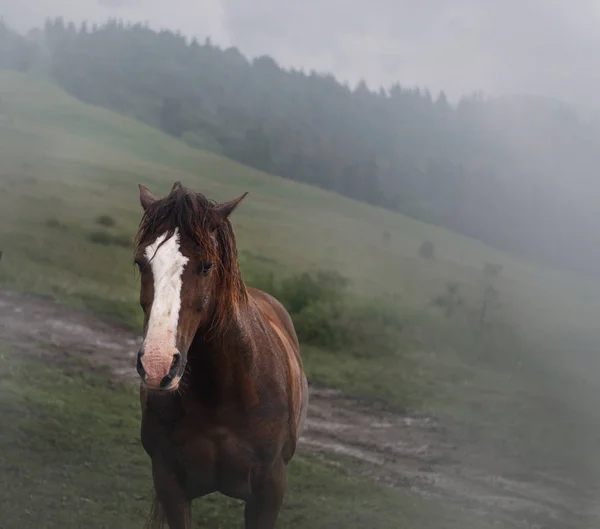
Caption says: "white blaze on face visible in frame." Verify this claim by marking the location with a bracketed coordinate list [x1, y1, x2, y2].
[142, 229, 189, 383]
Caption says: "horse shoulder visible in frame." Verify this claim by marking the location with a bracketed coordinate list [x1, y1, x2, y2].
[246, 287, 299, 349]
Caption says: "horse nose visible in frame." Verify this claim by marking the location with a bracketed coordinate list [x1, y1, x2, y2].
[160, 353, 182, 388]
[136, 348, 146, 380]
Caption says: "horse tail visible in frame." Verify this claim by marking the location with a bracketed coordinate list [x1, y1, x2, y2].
[144, 496, 193, 529]
[144, 496, 165, 529]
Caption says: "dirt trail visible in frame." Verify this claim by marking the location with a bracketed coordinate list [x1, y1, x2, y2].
[0, 289, 589, 527]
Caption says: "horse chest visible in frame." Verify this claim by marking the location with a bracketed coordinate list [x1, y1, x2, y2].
[141, 366, 295, 500]
[145, 411, 280, 501]
[175, 426, 258, 499]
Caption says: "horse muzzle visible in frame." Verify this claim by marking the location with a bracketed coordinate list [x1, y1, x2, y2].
[137, 348, 183, 390]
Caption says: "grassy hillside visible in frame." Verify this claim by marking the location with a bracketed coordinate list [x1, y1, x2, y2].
[2, 341, 503, 529]
[3, 69, 600, 501]
[18, 19, 600, 280]
[2, 70, 600, 334]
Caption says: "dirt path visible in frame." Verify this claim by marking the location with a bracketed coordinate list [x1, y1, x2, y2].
[0, 289, 589, 527]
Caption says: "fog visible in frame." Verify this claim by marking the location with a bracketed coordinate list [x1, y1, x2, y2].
[4, 1, 600, 528]
[3, 0, 600, 105]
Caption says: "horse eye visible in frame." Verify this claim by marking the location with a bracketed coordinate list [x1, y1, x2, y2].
[197, 262, 213, 276]
[134, 259, 144, 272]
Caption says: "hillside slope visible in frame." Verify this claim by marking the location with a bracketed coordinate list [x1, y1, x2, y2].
[2, 70, 600, 339]
[7, 19, 600, 277]
[3, 71, 600, 524]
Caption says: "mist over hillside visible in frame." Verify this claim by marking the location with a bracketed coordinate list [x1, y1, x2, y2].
[3, 18, 600, 277]
[4, 11, 600, 524]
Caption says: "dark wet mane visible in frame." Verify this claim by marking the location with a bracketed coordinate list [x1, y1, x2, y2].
[135, 184, 216, 248]
[134, 182, 247, 335]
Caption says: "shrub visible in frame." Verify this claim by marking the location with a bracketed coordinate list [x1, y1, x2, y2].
[419, 240, 435, 259]
[95, 214, 116, 227]
[88, 231, 112, 245]
[431, 281, 464, 318]
[293, 298, 404, 356]
[46, 217, 68, 231]
[249, 270, 277, 294]
[261, 269, 404, 357]
[483, 262, 503, 280]
[87, 231, 131, 248]
[292, 300, 344, 349]
[277, 270, 349, 314]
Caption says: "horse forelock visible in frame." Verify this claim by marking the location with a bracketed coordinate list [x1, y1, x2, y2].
[134, 184, 247, 336]
[135, 185, 216, 254]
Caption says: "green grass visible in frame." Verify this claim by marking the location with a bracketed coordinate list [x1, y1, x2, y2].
[0, 341, 499, 529]
[4, 68, 600, 498]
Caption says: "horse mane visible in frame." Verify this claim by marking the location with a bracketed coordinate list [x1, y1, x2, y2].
[134, 182, 247, 336]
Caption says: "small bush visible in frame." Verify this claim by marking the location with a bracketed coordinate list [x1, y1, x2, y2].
[431, 281, 464, 318]
[292, 300, 344, 349]
[418, 240, 435, 259]
[483, 262, 503, 280]
[293, 298, 404, 356]
[88, 231, 112, 245]
[249, 270, 277, 294]
[46, 217, 68, 231]
[277, 270, 349, 314]
[87, 231, 131, 248]
[95, 214, 116, 227]
[263, 269, 404, 357]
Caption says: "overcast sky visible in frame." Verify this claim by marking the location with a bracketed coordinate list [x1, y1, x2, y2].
[2, 0, 600, 106]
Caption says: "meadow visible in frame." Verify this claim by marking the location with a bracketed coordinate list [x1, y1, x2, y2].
[2, 69, 600, 526]
[2, 340, 506, 529]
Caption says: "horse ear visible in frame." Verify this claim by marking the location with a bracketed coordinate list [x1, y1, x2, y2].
[211, 192, 248, 228]
[139, 184, 157, 211]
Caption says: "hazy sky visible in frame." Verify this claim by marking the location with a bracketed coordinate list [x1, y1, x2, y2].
[2, 0, 600, 106]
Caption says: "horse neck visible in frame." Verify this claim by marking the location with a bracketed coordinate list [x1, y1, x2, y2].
[185, 294, 259, 403]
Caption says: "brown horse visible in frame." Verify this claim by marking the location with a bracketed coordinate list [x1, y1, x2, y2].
[133, 182, 308, 529]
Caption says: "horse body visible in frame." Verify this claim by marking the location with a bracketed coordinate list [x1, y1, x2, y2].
[134, 183, 307, 529]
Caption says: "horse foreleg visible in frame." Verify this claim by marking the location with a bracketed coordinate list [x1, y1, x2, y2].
[244, 461, 286, 529]
[148, 458, 192, 529]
